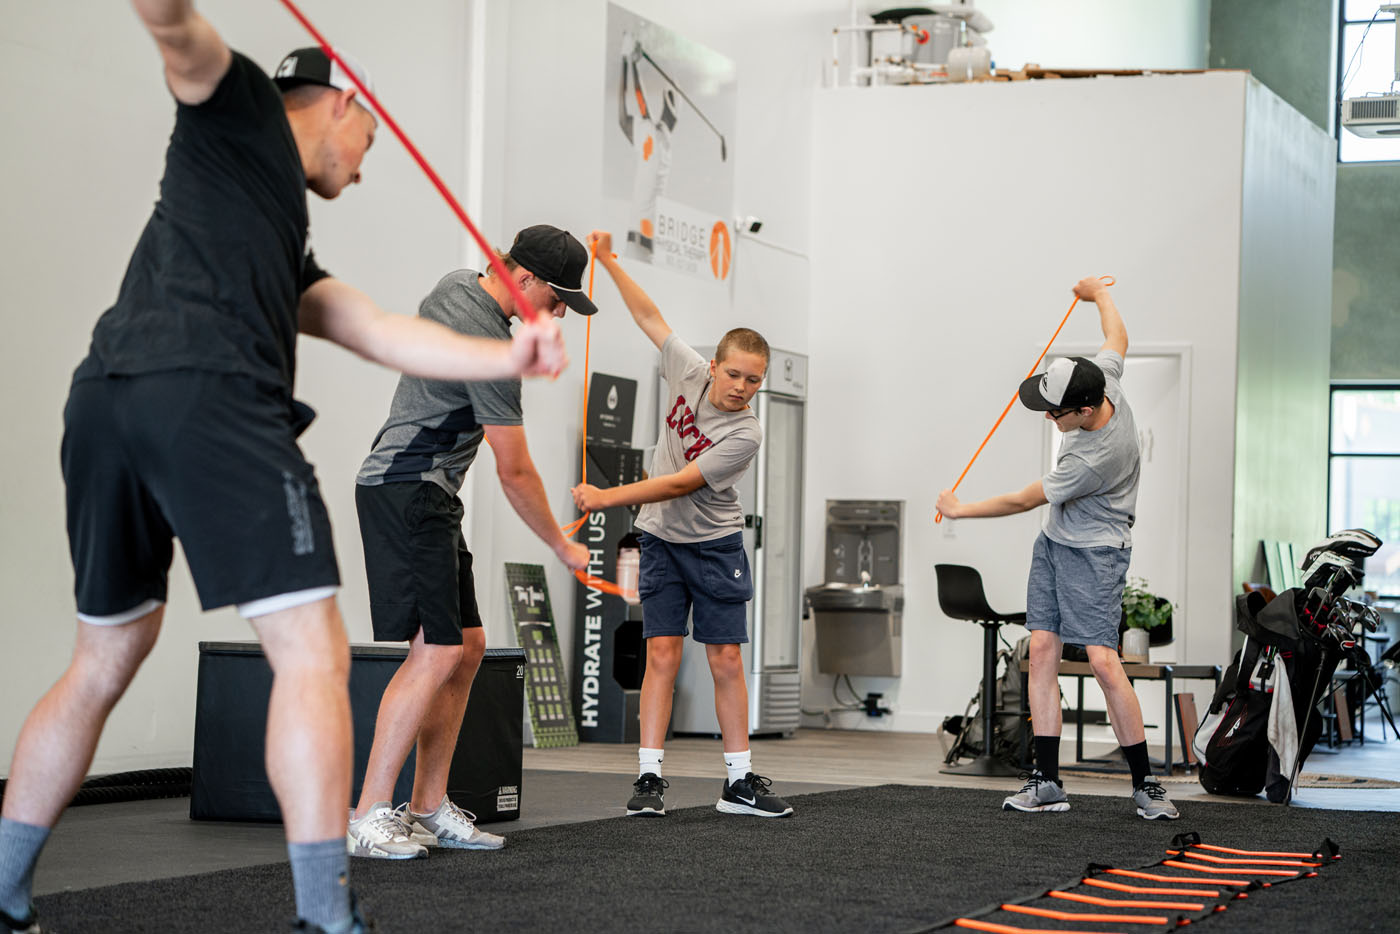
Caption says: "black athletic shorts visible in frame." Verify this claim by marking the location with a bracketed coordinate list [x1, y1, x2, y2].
[355, 481, 481, 645]
[62, 370, 340, 617]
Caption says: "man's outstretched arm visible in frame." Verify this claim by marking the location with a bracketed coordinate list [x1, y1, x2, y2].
[131, 0, 231, 105]
[937, 481, 1047, 519]
[1073, 277, 1128, 358]
[298, 277, 567, 381]
[485, 426, 590, 571]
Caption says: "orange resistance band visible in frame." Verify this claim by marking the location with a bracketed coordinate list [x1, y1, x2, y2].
[934, 275, 1114, 523]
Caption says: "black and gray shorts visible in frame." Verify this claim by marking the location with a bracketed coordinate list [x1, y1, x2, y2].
[62, 371, 340, 619]
[355, 480, 482, 645]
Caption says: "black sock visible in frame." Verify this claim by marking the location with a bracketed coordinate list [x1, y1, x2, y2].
[1033, 736, 1061, 784]
[1122, 741, 1151, 787]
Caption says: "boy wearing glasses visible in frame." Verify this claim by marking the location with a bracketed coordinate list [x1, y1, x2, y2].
[936, 276, 1180, 821]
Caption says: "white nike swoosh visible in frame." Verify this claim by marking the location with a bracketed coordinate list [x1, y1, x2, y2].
[736, 795, 756, 805]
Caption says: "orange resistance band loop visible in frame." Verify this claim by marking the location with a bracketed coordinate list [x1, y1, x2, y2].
[1001, 903, 1166, 925]
[1082, 878, 1219, 898]
[954, 919, 1123, 934]
[1050, 891, 1205, 911]
[1106, 869, 1250, 887]
[934, 275, 1114, 523]
[1170, 850, 1321, 868]
[1192, 843, 1333, 860]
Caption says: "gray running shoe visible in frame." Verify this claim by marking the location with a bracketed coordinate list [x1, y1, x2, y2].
[1002, 771, 1070, 813]
[346, 802, 428, 859]
[627, 773, 668, 816]
[407, 796, 505, 850]
[1132, 777, 1181, 820]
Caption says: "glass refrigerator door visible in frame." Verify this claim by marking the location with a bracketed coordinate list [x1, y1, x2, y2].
[760, 395, 804, 669]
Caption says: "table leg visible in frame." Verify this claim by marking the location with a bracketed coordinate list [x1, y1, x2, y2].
[1163, 670, 1175, 777]
[1076, 674, 1086, 764]
[1020, 666, 1031, 768]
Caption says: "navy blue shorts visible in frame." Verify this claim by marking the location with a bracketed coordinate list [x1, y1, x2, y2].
[1026, 532, 1131, 648]
[638, 531, 752, 644]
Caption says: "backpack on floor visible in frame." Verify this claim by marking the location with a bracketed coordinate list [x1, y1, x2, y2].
[943, 636, 1029, 765]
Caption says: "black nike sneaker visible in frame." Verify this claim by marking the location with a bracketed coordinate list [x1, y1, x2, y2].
[626, 773, 669, 816]
[716, 772, 794, 817]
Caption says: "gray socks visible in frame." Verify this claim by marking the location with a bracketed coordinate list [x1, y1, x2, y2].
[287, 838, 351, 931]
[0, 817, 50, 922]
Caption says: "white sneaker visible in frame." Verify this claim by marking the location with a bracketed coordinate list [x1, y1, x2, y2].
[407, 796, 505, 850]
[346, 801, 429, 859]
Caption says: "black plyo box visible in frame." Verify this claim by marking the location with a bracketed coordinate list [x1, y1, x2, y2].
[191, 642, 524, 822]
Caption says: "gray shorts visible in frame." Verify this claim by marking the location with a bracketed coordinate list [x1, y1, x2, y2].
[1026, 532, 1130, 648]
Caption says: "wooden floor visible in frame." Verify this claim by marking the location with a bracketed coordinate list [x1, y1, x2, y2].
[525, 719, 1400, 812]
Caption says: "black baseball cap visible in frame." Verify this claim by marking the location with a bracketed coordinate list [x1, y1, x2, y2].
[1018, 356, 1105, 412]
[272, 47, 375, 96]
[510, 226, 598, 316]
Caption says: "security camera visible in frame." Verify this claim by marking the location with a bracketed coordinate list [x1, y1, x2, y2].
[736, 215, 763, 234]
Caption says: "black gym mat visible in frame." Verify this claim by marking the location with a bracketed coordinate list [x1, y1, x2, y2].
[33, 785, 1398, 933]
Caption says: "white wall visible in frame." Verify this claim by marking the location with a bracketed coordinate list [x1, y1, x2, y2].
[0, 0, 1253, 776]
[0, 0, 474, 773]
[806, 74, 1254, 732]
[976, 0, 1210, 71]
[1231, 79, 1336, 591]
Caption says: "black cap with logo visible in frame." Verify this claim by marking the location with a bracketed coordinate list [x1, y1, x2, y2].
[509, 226, 598, 316]
[1018, 356, 1106, 412]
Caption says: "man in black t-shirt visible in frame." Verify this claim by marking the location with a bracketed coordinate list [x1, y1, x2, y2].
[0, 4, 565, 933]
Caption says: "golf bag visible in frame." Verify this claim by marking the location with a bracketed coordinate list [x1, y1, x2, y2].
[943, 636, 1028, 765]
[1195, 529, 1388, 803]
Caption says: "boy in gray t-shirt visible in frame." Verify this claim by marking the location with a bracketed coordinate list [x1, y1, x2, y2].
[572, 230, 793, 820]
[937, 277, 1180, 822]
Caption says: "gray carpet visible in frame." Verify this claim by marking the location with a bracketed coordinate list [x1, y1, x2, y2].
[33, 785, 1399, 933]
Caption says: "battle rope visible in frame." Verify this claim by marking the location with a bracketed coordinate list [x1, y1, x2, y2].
[934, 275, 1115, 523]
[277, 0, 544, 329]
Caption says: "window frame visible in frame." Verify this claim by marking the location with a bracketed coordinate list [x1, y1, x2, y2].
[1326, 382, 1400, 598]
[1335, 2, 1400, 164]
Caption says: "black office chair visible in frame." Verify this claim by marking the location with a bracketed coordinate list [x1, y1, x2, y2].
[935, 564, 1026, 777]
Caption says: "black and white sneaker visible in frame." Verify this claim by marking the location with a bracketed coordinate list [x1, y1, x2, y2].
[0, 905, 43, 933]
[717, 772, 794, 818]
[627, 773, 668, 816]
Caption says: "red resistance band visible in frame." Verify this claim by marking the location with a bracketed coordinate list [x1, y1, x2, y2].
[277, 0, 542, 327]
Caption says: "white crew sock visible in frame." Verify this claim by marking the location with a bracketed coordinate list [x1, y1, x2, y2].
[724, 749, 752, 785]
[639, 747, 664, 779]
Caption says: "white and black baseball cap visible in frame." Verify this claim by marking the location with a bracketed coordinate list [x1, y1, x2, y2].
[510, 226, 599, 316]
[1018, 356, 1106, 412]
[273, 47, 375, 96]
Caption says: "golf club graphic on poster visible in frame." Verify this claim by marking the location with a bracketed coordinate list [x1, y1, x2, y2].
[604, 4, 737, 283]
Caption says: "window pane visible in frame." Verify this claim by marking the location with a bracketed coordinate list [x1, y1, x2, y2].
[1339, 22, 1400, 163]
[1331, 389, 1400, 453]
[1328, 456, 1400, 595]
[1345, 1, 1397, 22]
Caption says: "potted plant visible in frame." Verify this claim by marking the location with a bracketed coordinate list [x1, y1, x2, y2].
[1121, 577, 1172, 663]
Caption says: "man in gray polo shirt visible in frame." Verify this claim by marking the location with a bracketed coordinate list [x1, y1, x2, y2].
[937, 276, 1180, 821]
[347, 226, 593, 859]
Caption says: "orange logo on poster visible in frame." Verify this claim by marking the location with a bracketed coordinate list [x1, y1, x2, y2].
[709, 221, 731, 280]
